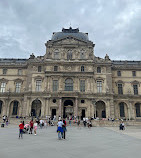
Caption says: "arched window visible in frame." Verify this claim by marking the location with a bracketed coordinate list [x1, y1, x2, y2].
[67, 50, 72, 60]
[12, 101, 19, 115]
[119, 102, 125, 117]
[65, 78, 73, 91]
[81, 66, 85, 72]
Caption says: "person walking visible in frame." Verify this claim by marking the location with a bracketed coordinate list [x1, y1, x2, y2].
[34, 120, 38, 135]
[19, 121, 24, 139]
[57, 120, 64, 139]
[62, 118, 67, 139]
[29, 119, 34, 134]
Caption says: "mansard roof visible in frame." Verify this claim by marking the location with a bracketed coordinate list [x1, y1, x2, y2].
[0, 58, 27, 65]
[51, 27, 89, 42]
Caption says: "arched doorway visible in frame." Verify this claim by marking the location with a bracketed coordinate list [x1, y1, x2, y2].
[95, 101, 106, 118]
[63, 100, 73, 118]
[119, 102, 128, 118]
[9, 100, 19, 116]
[31, 99, 41, 117]
[0, 100, 3, 115]
[135, 103, 141, 117]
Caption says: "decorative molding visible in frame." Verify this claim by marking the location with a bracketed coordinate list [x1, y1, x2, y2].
[131, 80, 140, 87]
[34, 75, 44, 81]
[0, 78, 8, 84]
[115, 80, 124, 86]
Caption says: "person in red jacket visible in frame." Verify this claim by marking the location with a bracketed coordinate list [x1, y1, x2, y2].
[29, 119, 34, 134]
[19, 121, 24, 139]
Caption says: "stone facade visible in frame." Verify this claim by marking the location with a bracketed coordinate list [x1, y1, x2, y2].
[0, 27, 141, 120]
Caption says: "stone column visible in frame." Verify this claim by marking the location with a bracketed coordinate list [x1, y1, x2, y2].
[45, 98, 49, 116]
[127, 105, 131, 120]
[59, 98, 62, 117]
[41, 99, 45, 117]
[6, 99, 10, 117]
[75, 98, 78, 117]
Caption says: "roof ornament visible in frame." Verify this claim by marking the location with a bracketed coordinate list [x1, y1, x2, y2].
[105, 54, 110, 60]
[29, 53, 35, 59]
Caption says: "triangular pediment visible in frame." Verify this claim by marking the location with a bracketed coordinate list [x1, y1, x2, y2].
[52, 36, 88, 45]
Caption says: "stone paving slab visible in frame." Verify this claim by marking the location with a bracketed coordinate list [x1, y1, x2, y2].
[0, 126, 141, 158]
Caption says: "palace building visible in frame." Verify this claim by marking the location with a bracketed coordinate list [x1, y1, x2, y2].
[0, 27, 141, 120]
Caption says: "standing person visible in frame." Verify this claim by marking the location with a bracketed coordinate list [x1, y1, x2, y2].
[57, 120, 64, 139]
[77, 119, 80, 129]
[29, 119, 34, 134]
[62, 118, 67, 139]
[3, 115, 6, 123]
[34, 120, 38, 135]
[48, 117, 51, 126]
[19, 121, 24, 139]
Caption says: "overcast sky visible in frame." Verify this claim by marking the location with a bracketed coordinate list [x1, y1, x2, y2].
[0, 0, 141, 60]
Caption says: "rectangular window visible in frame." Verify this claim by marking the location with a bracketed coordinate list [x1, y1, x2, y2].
[54, 66, 58, 71]
[36, 80, 42, 91]
[97, 67, 101, 73]
[132, 71, 136, 77]
[53, 80, 58, 92]
[80, 80, 85, 92]
[118, 84, 123, 94]
[117, 71, 121, 76]
[38, 66, 42, 72]
[97, 81, 102, 93]
[18, 69, 22, 75]
[16, 83, 21, 93]
[3, 69, 7, 75]
[133, 85, 138, 95]
[0, 82, 6, 93]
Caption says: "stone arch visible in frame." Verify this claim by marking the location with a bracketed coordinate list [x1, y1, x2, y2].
[135, 102, 141, 117]
[9, 100, 20, 116]
[118, 102, 128, 118]
[63, 99, 74, 118]
[95, 100, 106, 118]
[31, 99, 42, 117]
[0, 100, 3, 115]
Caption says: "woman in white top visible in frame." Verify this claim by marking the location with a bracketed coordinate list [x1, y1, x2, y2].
[34, 120, 38, 135]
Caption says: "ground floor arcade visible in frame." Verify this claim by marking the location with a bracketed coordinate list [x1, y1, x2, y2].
[0, 96, 141, 120]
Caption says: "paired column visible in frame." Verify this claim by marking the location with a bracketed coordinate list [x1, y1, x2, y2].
[59, 98, 62, 117]
[75, 98, 78, 117]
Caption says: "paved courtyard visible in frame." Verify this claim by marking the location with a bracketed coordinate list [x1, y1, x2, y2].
[0, 125, 141, 158]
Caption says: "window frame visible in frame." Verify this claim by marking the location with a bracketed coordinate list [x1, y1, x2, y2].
[36, 80, 42, 92]
[0, 82, 6, 93]
[118, 83, 123, 94]
[117, 71, 121, 76]
[97, 81, 102, 93]
[80, 80, 85, 92]
[97, 67, 101, 73]
[133, 84, 138, 95]
[53, 80, 58, 92]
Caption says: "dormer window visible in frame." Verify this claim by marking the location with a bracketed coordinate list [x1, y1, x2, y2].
[38, 66, 42, 72]
[81, 66, 85, 72]
[54, 66, 58, 71]
[97, 67, 101, 73]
